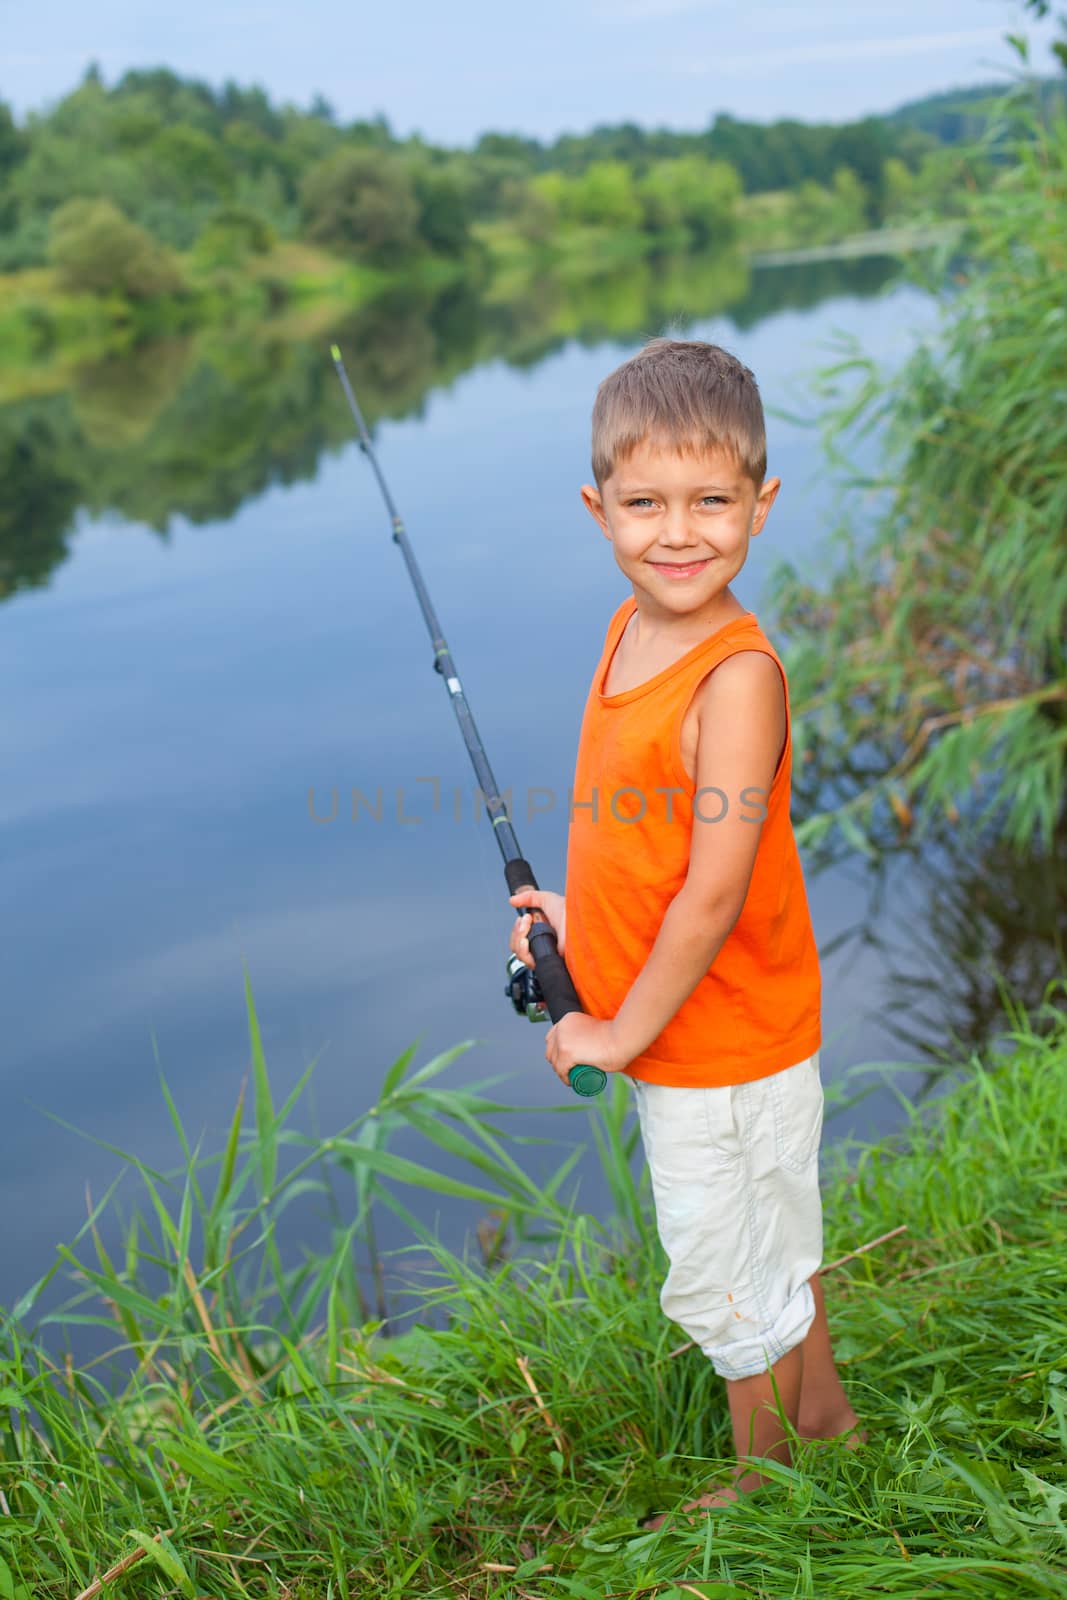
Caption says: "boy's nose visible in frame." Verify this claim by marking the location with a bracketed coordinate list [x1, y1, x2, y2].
[660, 512, 699, 547]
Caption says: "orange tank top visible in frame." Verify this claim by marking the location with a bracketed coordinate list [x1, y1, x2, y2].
[564, 594, 822, 1087]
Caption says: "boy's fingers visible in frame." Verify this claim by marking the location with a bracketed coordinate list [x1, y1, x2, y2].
[509, 914, 534, 969]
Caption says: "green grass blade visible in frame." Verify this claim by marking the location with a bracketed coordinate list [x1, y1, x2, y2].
[243, 966, 276, 1200]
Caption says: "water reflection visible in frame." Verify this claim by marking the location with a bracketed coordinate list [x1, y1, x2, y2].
[841, 808, 1066, 1077]
[0, 249, 901, 600]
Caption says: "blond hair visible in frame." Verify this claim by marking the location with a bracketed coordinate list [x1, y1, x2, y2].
[591, 338, 766, 487]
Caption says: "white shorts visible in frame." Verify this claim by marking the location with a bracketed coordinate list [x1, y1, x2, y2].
[631, 1051, 824, 1381]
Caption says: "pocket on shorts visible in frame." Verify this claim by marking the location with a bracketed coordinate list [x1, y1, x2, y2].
[770, 1053, 824, 1173]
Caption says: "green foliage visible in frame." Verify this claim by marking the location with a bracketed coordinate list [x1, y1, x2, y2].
[742, 166, 870, 252]
[882, 155, 915, 215]
[0, 401, 81, 598]
[147, 122, 233, 204]
[705, 111, 891, 217]
[0, 100, 25, 231]
[887, 74, 1067, 138]
[412, 160, 474, 257]
[1, 66, 1053, 283]
[771, 83, 1067, 860]
[502, 174, 559, 245]
[0, 100, 25, 178]
[566, 160, 644, 229]
[300, 146, 421, 264]
[47, 197, 184, 298]
[192, 204, 274, 268]
[0, 979, 1065, 1593]
[0, 211, 49, 271]
[637, 156, 742, 246]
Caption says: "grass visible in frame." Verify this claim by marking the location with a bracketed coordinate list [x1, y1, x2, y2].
[1, 976, 1066, 1598]
[769, 89, 1067, 864]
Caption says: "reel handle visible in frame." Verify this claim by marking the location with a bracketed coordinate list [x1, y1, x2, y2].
[505, 860, 607, 1100]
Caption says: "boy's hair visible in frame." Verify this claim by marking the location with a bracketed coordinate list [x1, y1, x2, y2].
[591, 338, 766, 488]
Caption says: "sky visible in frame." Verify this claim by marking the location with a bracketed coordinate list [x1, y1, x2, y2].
[2, 0, 1062, 142]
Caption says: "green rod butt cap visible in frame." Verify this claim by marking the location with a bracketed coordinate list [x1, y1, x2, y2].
[330, 343, 341, 362]
[568, 1063, 607, 1099]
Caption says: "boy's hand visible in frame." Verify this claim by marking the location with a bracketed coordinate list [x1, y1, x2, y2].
[545, 1013, 628, 1087]
[508, 891, 625, 1084]
[508, 889, 566, 968]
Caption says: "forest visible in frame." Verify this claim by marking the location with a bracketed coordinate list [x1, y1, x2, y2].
[2, 68, 1059, 360]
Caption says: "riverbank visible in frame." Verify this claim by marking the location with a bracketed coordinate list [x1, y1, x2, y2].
[0, 212, 947, 402]
[1, 983, 1065, 1597]
[750, 221, 959, 267]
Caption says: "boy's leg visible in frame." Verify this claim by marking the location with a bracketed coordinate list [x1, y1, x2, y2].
[680, 1274, 864, 1514]
[727, 1341, 805, 1489]
[632, 1058, 829, 1518]
[682, 1342, 806, 1510]
[797, 1273, 863, 1442]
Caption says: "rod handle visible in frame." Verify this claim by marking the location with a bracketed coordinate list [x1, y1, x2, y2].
[505, 860, 607, 1100]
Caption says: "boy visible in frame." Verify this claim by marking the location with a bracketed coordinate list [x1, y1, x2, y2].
[509, 338, 861, 1519]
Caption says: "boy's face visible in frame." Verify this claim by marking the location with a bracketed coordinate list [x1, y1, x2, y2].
[580, 441, 780, 620]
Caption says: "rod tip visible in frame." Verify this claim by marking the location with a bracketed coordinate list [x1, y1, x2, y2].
[330, 343, 341, 363]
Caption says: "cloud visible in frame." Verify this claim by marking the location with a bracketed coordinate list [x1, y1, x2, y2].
[676, 26, 1008, 75]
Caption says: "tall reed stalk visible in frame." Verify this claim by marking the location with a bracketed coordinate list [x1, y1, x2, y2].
[1, 976, 1065, 1597]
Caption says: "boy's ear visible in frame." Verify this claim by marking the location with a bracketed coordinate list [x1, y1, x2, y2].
[580, 482, 611, 537]
[750, 474, 781, 537]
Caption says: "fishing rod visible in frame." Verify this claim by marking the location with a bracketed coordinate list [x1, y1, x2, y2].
[330, 344, 606, 1100]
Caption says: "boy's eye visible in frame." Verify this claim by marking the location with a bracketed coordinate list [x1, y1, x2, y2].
[625, 495, 728, 508]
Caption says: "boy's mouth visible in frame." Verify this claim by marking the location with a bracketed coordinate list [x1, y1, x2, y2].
[647, 559, 711, 579]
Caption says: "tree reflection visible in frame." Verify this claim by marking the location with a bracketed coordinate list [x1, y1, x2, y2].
[812, 804, 1066, 1084]
[0, 400, 82, 599]
[0, 250, 905, 600]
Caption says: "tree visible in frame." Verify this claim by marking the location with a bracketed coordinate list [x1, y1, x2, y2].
[48, 198, 184, 298]
[566, 161, 642, 229]
[149, 124, 233, 202]
[826, 119, 889, 221]
[501, 176, 559, 247]
[0, 99, 26, 230]
[412, 163, 472, 257]
[309, 93, 336, 124]
[638, 156, 741, 246]
[193, 205, 274, 267]
[0, 99, 26, 182]
[829, 166, 868, 232]
[882, 156, 915, 218]
[299, 147, 420, 264]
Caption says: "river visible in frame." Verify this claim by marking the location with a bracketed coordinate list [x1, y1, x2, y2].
[2, 252, 1057, 1316]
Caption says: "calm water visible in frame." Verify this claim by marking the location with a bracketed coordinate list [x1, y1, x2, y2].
[3, 256, 1054, 1313]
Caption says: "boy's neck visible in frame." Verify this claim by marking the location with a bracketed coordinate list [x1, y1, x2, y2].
[627, 586, 749, 651]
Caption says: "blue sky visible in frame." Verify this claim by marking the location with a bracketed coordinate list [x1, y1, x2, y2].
[3, 0, 1061, 140]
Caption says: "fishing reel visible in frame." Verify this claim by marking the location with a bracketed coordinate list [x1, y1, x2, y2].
[505, 954, 549, 1024]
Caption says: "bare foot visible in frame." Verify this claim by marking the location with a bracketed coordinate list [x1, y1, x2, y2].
[643, 1479, 743, 1531]
[642, 1415, 868, 1531]
[798, 1411, 867, 1449]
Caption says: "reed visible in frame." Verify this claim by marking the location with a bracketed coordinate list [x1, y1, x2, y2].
[1, 975, 1065, 1597]
[769, 76, 1067, 865]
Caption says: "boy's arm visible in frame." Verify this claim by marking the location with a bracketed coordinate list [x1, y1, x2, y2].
[545, 651, 786, 1081]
